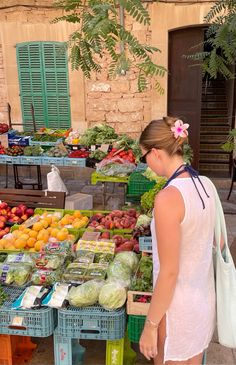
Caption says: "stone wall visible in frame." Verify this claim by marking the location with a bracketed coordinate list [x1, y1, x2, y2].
[0, 44, 8, 123]
[0, 0, 213, 136]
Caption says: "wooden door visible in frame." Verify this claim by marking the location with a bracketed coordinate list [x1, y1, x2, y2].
[168, 27, 204, 169]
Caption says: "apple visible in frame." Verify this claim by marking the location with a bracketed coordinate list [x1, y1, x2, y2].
[0, 216, 7, 223]
[0, 221, 5, 229]
[0, 209, 7, 216]
[0, 230, 5, 238]
[11, 207, 17, 214]
[15, 207, 23, 217]
[4, 227, 10, 234]
[18, 204, 27, 214]
[12, 216, 21, 222]
[25, 208, 34, 216]
[21, 214, 28, 221]
[0, 202, 8, 210]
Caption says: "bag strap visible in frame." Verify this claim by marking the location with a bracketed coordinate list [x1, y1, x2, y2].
[209, 180, 233, 263]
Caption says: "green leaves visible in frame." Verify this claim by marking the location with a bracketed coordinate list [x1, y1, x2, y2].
[53, 0, 166, 93]
[186, 0, 236, 80]
[221, 128, 236, 153]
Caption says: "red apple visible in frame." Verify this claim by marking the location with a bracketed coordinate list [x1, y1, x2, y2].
[0, 202, 8, 210]
[0, 209, 7, 216]
[18, 204, 27, 214]
[12, 216, 21, 222]
[25, 208, 34, 216]
[4, 227, 10, 234]
[21, 214, 28, 221]
[15, 207, 23, 217]
[11, 207, 17, 214]
[0, 221, 5, 229]
[0, 216, 6, 223]
[0, 230, 5, 238]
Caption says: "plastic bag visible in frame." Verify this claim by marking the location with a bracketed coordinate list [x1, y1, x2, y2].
[96, 156, 136, 177]
[47, 165, 68, 195]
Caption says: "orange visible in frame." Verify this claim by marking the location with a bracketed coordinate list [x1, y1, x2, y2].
[32, 222, 43, 232]
[51, 228, 59, 238]
[56, 229, 68, 241]
[34, 241, 44, 251]
[12, 230, 21, 238]
[41, 219, 49, 229]
[19, 233, 29, 241]
[28, 248, 35, 252]
[44, 216, 52, 225]
[19, 225, 25, 231]
[14, 238, 27, 249]
[23, 228, 31, 234]
[67, 234, 75, 241]
[29, 230, 38, 238]
[74, 211, 82, 218]
[27, 237, 36, 248]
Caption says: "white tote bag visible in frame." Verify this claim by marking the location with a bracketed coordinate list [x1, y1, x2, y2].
[210, 182, 236, 348]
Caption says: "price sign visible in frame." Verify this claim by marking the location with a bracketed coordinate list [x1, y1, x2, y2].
[100, 144, 109, 153]
[11, 316, 24, 327]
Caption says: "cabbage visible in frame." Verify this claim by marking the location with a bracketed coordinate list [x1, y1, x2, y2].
[135, 214, 152, 227]
[107, 261, 132, 287]
[99, 282, 127, 310]
[67, 280, 104, 307]
[114, 252, 139, 273]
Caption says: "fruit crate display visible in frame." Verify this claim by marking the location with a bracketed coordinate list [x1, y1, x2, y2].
[138, 236, 152, 252]
[127, 291, 152, 316]
[0, 287, 56, 337]
[127, 315, 146, 343]
[57, 305, 126, 340]
[0, 334, 37, 365]
[127, 172, 156, 199]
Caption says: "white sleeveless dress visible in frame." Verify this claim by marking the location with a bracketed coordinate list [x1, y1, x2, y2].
[151, 176, 216, 362]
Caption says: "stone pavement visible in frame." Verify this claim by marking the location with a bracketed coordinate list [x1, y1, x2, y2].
[0, 167, 235, 364]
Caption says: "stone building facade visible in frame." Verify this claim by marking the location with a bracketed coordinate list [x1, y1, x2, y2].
[0, 0, 214, 137]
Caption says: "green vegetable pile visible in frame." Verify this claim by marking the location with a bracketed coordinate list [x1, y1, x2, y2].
[46, 144, 69, 157]
[131, 256, 153, 292]
[32, 134, 61, 142]
[24, 145, 44, 156]
[115, 134, 142, 160]
[183, 143, 194, 165]
[0, 286, 8, 307]
[89, 150, 107, 161]
[140, 177, 166, 214]
[80, 124, 118, 146]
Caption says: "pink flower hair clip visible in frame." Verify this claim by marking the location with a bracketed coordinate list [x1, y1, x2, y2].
[171, 119, 189, 139]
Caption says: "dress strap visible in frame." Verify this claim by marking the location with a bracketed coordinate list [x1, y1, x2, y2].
[163, 164, 210, 209]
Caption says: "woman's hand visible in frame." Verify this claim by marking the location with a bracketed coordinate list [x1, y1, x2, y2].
[139, 323, 158, 360]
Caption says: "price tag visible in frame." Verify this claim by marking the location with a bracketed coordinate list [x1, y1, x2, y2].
[99, 144, 109, 153]
[11, 316, 24, 327]
[91, 145, 96, 151]
[24, 215, 40, 228]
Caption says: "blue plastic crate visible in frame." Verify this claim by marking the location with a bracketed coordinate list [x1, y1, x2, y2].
[42, 156, 64, 166]
[29, 138, 63, 146]
[21, 156, 42, 165]
[57, 305, 126, 340]
[0, 286, 57, 337]
[139, 236, 152, 252]
[0, 156, 23, 164]
[64, 158, 86, 167]
[54, 328, 86, 365]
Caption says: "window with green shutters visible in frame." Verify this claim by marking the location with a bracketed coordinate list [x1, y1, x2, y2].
[16, 42, 71, 131]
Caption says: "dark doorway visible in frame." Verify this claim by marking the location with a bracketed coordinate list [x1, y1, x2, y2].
[168, 26, 231, 176]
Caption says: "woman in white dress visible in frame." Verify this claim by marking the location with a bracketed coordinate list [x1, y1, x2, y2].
[139, 117, 217, 365]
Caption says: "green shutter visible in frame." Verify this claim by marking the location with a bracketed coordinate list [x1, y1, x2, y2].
[16, 42, 71, 131]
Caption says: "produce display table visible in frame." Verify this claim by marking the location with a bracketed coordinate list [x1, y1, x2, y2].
[91, 172, 129, 209]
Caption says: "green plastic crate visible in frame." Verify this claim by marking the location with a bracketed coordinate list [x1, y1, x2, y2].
[127, 315, 146, 343]
[127, 172, 156, 197]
